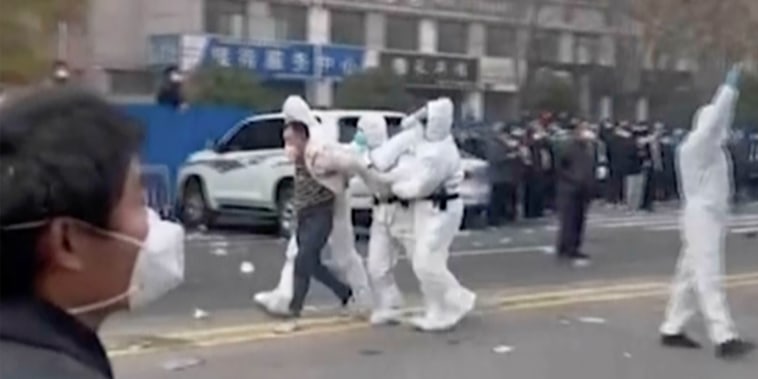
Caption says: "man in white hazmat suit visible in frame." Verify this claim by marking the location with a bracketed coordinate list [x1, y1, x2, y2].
[364, 98, 476, 331]
[659, 65, 754, 359]
[253, 96, 371, 316]
[351, 114, 413, 325]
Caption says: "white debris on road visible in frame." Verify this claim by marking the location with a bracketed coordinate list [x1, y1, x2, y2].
[193, 308, 209, 320]
[492, 345, 514, 354]
[498, 237, 512, 244]
[210, 247, 228, 256]
[539, 246, 556, 255]
[623, 352, 632, 358]
[240, 261, 255, 274]
[273, 321, 299, 334]
[577, 316, 607, 324]
[162, 356, 204, 371]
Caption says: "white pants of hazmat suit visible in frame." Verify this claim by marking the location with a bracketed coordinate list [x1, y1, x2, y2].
[253, 96, 371, 316]
[355, 114, 413, 324]
[371, 98, 476, 331]
[660, 83, 740, 344]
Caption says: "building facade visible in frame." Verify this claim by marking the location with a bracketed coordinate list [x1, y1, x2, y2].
[84, 0, 692, 121]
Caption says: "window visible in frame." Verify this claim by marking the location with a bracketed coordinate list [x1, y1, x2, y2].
[331, 9, 366, 46]
[533, 30, 560, 62]
[386, 15, 418, 51]
[574, 33, 600, 65]
[437, 20, 468, 54]
[485, 24, 517, 57]
[204, 0, 248, 38]
[338, 117, 359, 143]
[224, 118, 285, 151]
[270, 3, 307, 41]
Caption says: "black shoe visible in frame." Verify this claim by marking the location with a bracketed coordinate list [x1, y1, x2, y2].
[661, 333, 702, 349]
[716, 339, 755, 359]
[340, 288, 354, 307]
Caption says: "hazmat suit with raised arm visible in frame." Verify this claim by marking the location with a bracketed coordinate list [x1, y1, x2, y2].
[366, 98, 476, 331]
[351, 114, 414, 325]
[659, 66, 754, 357]
[253, 96, 371, 316]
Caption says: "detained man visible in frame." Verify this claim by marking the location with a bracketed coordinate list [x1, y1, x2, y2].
[364, 98, 476, 332]
[254, 96, 371, 319]
[0, 89, 185, 378]
[351, 114, 413, 325]
[659, 65, 755, 359]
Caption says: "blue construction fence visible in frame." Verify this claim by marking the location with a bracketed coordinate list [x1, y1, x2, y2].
[122, 104, 253, 213]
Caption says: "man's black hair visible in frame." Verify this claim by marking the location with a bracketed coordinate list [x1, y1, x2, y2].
[0, 87, 143, 299]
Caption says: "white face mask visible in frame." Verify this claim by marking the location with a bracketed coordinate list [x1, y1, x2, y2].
[3, 208, 185, 314]
[70, 208, 185, 313]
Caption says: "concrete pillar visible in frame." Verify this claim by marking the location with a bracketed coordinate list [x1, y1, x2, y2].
[247, 1, 274, 41]
[307, 5, 330, 44]
[466, 22, 486, 122]
[600, 96, 613, 120]
[467, 22, 486, 56]
[464, 91, 484, 121]
[579, 73, 591, 118]
[636, 97, 649, 122]
[365, 12, 385, 49]
[559, 31, 574, 64]
[419, 18, 437, 54]
[307, 5, 332, 106]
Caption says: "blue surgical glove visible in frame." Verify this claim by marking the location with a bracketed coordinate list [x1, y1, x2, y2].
[725, 64, 742, 89]
[352, 130, 368, 152]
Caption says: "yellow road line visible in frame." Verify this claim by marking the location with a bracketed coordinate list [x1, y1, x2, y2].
[108, 273, 758, 358]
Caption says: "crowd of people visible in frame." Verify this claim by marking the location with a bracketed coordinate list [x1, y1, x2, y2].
[456, 112, 757, 226]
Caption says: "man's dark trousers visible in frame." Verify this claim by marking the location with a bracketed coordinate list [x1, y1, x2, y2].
[556, 187, 590, 258]
[289, 200, 351, 316]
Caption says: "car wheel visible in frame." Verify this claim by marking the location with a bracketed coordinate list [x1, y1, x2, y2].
[181, 178, 213, 229]
[276, 183, 295, 238]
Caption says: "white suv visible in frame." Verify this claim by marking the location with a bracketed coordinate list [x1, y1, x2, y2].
[176, 110, 405, 234]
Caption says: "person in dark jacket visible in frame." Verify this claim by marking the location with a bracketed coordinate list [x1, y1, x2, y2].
[523, 122, 552, 218]
[156, 65, 185, 109]
[487, 126, 523, 225]
[0, 88, 185, 379]
[555, 121, 597, 267]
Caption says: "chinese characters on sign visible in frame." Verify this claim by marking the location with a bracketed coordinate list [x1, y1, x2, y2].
[197, 37, 364, 80]
[380, 51, 478, 88]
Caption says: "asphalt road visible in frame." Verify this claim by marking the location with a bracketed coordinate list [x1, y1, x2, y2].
[104, 202, 758, 335]
[103, 202, 758, 378]
[113, 286, 758, 379]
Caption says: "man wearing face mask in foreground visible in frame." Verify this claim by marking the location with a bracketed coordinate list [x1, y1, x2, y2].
[659, 65, 754, 359]
[0, 88, 185, 379]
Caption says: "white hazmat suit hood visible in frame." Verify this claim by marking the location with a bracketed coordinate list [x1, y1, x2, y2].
[358, 114, 389, 149]
[424, 98, 454, 142]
